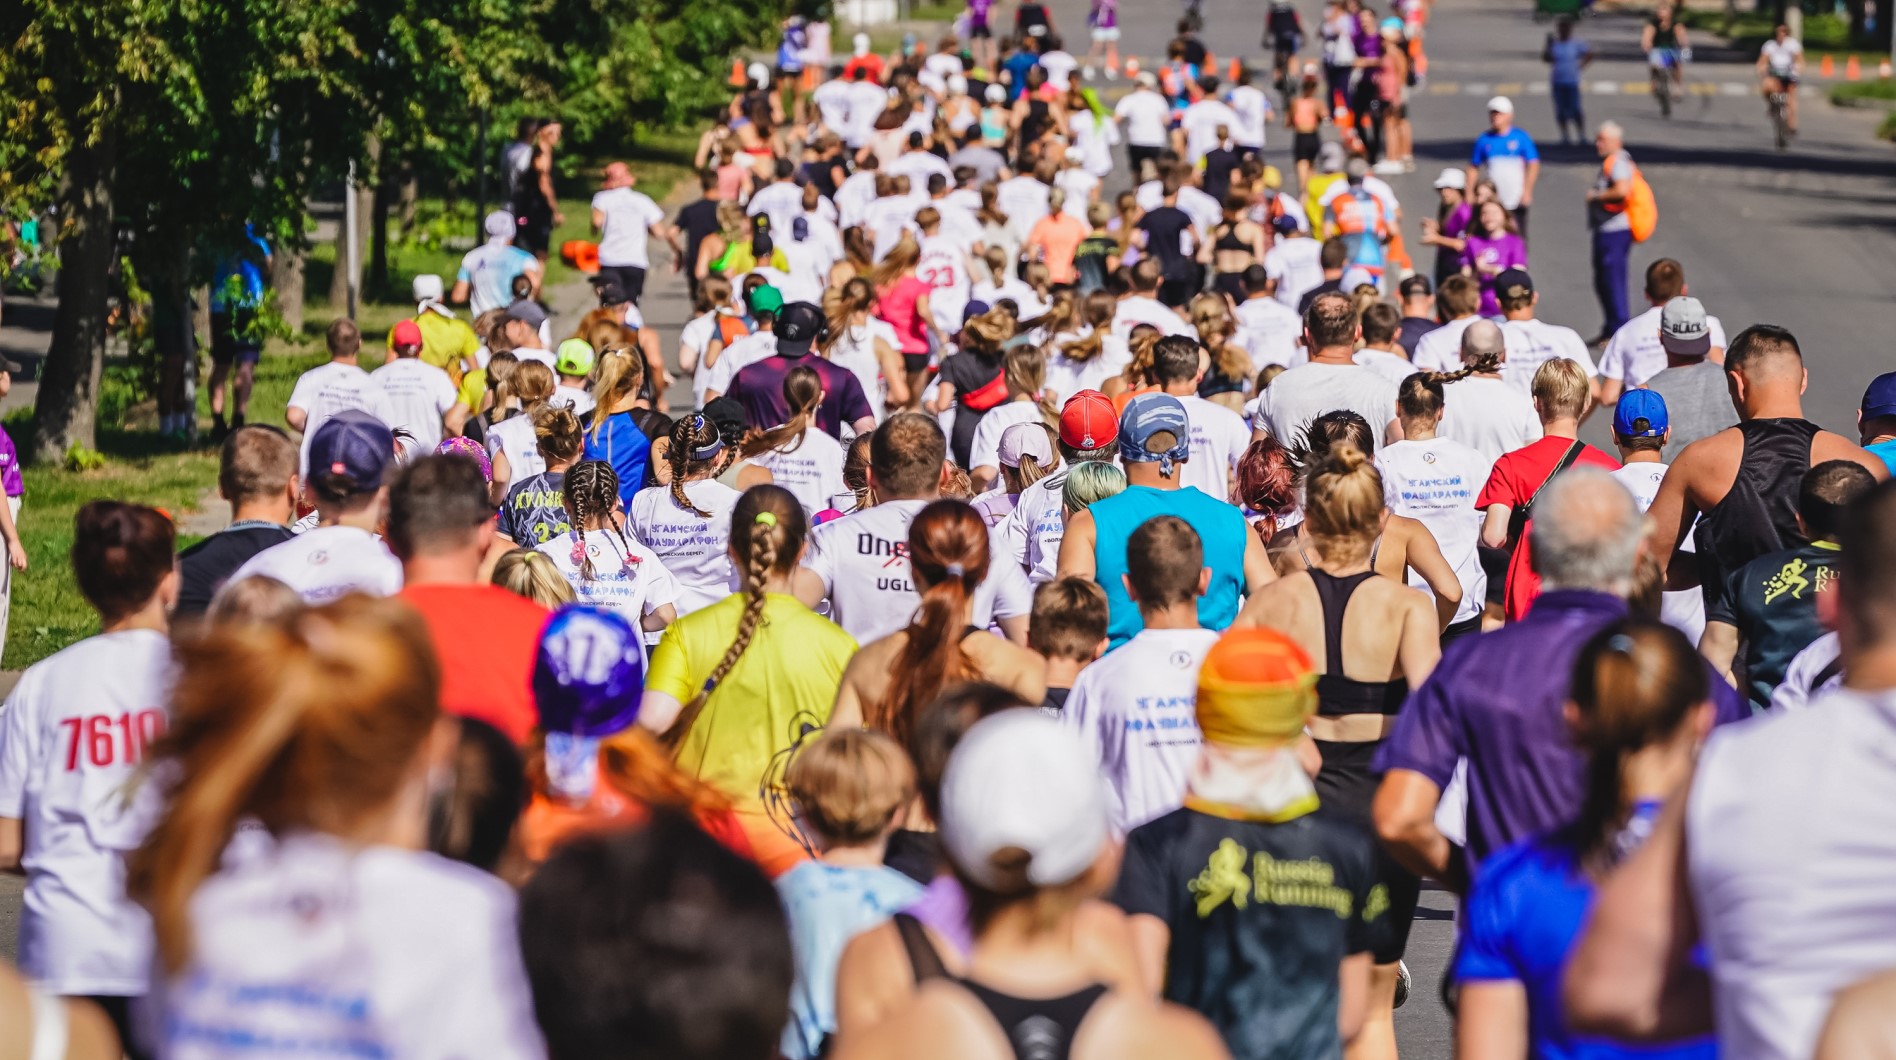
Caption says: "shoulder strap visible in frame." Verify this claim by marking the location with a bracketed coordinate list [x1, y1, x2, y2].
[1813, 654, 1846, 694]
[893, 913, 950, 984]
[1508, 441, 1584, 548]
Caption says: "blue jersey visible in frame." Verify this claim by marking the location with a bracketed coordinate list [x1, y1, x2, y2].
[1090, 484, 1249, 648]
[211, 230, 271, 312]
[1469, 127, 1539, 209]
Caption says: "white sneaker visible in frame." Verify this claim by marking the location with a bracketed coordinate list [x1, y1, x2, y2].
[1373, 159, 1405, 175]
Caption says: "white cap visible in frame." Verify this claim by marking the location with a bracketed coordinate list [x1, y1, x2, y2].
[948, 73, 968, 96]
[853, 32, 871, 55]
[1340, 266, 1378, 292]
[1137, 71, 1159, 89]
[1432, 167, 1467, 190]
[998, 422, 1054, 468]
[940, 711, 1108, 891]
[484, 210, 515, 239]
[412, 274, 445, 302]
[985, 83, 1007, 103]
[748, 61, 771, 88]
[1487, 95, 1514, 115]
[1063, 144, 1087, 164]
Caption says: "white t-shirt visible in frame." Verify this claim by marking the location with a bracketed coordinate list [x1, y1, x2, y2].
[1235, 297, 1306, 372]
[1039, 50, 1079, 89]
[287, 361, 396, 475]
[746, 181, 808, 242]
[1055, 169, 1101, 219]
[1440, 375, 1544, 463]
[1264, 238, 1326, 310]
[1178, 394, 1251, 502]
[627, 480, 741, 616]
[591, 187, 666, 268]
[1412, 316, 1478, 373]
[801, 498, 1029, 643]
[864, 194, 924, 260]
[1001, 470, 1072, 584]
[826, 321, 901, 422]
[995, 176, 1052, 233]
[1260, 362, 1399, 451]
[845, 82, 892, 149]
[751, 428, 849, 515]
[1061, 627, 1219, 834]
[888, 150, 955, 190]
[553, 383, 596, 416]
[1761, 36, 1803, 75]
[1045, 336, 1116, 403]
[155, 831, 545, 1060]
[812, 78, 854, 135]
[485, 411, 547, 488]
[1354, 348, 1418, 386]
[836, 170, 881, 227]
[1114, 90, 1172, 148]
[1771, 632, 1842, 712]
[704, 331, 781, 398]
[371, 358, 458, 453]
[1179, 99, 1242, 164]
[967, 401, 1047, 474]
[0, 629, 171, 995]
[231, 525, 403, 603]
[1227, 85, 1272, 149]
[1110, 296, 1194, 343]
[1597, 303, 1729, 388]
[1499, 318, 1600, 393]
[1378, 438, 1492, 626]
[1068, 112, 1121, 178]
[1610, 461, 1706, 642]
[537, 528, 681, 657]
[918, 234, 973, 334]
[1686, 688, 1896, 1060]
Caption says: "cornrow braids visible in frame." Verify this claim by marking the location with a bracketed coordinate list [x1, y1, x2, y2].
[658, 487, 807, 752]
[667, 415, 723, 519]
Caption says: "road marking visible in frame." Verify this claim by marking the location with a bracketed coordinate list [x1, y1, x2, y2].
[1721, 81, 1748, 96]
[1465, 82, 1492, 95]
[1689, 82, 1718, 96]
[1622, 81, 1653, 93]
[1525, 81, 1550, 94]
[1493, 82, 1522, 96]
[1428, 81, 1460, 94]
[1592, 80, 1621, 94]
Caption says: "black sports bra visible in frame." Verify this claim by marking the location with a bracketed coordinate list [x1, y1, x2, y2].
[1308, 567, 1409, 717]
[1215, 225, 1252, 254]
[893, 913, 1109, 1060]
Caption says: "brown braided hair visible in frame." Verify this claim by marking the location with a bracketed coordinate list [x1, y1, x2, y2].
[561, 460, 632, 583]
[871, 500, 988, 751]
[658, 486, 808, 751]
[1119, 324, 1162, 390]
[666, 413, 726, 519]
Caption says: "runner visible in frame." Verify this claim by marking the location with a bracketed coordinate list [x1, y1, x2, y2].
[1493, 269, 1597, 395]
[1639, 297, 1738, 457]
[454, 211, 544, 316]
[628, 414, 742, 616]
[536, 461, 679, 650]
[175, 426, 298, 618]
[1378, 373, 1493, 644]
[231, 412, 403, 602]
[1542, 16, 1594, 145]
[1606, 390, 1705, 643]
[1259, 292, 1400, 452]
[1597, 259, 1728, 405]
[1466, 97, 1538, 238]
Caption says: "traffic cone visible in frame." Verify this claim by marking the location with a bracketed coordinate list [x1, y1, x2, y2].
[1124, 57, 1141, 78]
[1847, 54, 1861, 80]
[729, 59, 747, 87]
[1205, 52, 1217, 78]
[1229, 57, 1243, 82]
[1881, 58, 1892, 79]
[1821, 54, 1834, 77]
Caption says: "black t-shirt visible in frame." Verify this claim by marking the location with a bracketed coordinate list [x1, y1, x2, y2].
[1297, 278, 1343, 315]
[677, 198, 722, 278]
[175, 523, 296, 617]
[1202, 148, 1241, 201]
[1114, 805, 1379, 1060]
[496, 470, 570, 548]
[937, 351, 1006, 468]
[1180, 36, 1210, 68]
[1397, 315, 1438, 357]
[1138, 207, 1197, 282]
[1073, 235, 1118, 294]
[1707, 540, 1839, 709]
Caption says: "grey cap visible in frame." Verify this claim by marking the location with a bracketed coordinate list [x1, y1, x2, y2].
[1316, 141, 1347, 173]
[1345, 156, 1370, 183]
[1659, 296, 1711, 357]
[504, 300, 549, 328]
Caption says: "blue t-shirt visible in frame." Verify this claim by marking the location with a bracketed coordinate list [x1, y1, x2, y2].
[776, 862, 925, 1060]
[1867, 438, 1896, 476]
[210, 230, 272, 312]
[1089, 484, 1249, 648]
[1002, 52, 1041, 100]
[1547, 39, 1592, 84]
[1470, 127, 1540, 210]
[1457, 828, 1717, 1060]
[580, 411, 653, 512]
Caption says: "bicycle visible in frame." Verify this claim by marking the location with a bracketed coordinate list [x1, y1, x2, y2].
[1767, 88, 1790, 150]
[1650, 62, 1672, 118]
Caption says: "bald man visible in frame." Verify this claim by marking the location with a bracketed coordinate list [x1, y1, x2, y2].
[591, 161, 678, 304]
[1648, 324, 1887, 621]
[1440, 319, 1544, 465]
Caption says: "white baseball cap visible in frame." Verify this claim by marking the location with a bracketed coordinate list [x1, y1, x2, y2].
[412, 274, 445, 302]
[1432, 167, 1467, 190]
[483, 210, 515, 239]
[1487, 95, 1515, 115]
[853, 32, 872, 55]
[998, 422, 1054, 469]
[939, 711, 1109, 891]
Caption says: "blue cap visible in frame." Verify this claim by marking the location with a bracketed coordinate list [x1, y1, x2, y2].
[1118, 393, 1192, 477]
[1613, 388, 1669, 439]
[1862, 371, 1896, 421]
[533, 606, 646, 738]
[307, 409, 394, 492]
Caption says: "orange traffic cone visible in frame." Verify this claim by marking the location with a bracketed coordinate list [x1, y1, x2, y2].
[1204, 52, 1217, 78]
[1821, 54, 1834, 77]
[1847, 54, 1861, 80]
[1881, 57, 1893, 78]
[1229, 57, 1243, 82]
[1124, 57, 1142, 78]
[729, 59, 747, 87]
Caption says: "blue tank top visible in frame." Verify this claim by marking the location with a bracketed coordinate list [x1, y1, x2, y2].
[1090, 484, 1248, 648]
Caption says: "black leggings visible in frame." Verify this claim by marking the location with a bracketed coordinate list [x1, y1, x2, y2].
[81, 995, 153, 1060]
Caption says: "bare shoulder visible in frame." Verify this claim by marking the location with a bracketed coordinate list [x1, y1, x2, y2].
[1076, 992, 1232, 1060]
[1236, 569, 1312, 623]
[1813, 431, 1892, 480]
[1817, 968, 1896, 1060]
[834, 980, 1011, 1060]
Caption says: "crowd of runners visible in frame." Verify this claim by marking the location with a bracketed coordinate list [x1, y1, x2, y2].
[3, 2, 1896, 1059]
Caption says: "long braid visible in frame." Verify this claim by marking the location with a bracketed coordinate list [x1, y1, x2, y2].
[667, 415, 718, 519]
[563, 461, 620, 584]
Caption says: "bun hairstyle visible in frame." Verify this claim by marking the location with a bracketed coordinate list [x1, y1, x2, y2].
[73, 501, 176, 622]
[872, 500, 989, 750]
[658, 486, 807, 749]
[741, 365, 824, 459]
[666, 414, 732, 518]
[1294, 408, 1374, 482]
[1567, 619, 1709, 868]
[533, 404, 586, 466]
[130, 596, 441, 974]
[1396, 371, 1450, 423]
[1303, 444, 1385, 564]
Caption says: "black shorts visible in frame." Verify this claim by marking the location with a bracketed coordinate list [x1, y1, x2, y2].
[969, 21, 993, 38]
[595, 264, 648, 305]
[516, 219, 553, 256]
[1479, 544, 1510, 607]
[209, 311, 261, 366]
[902, 352, 931, 374]
[1294, 131, 1322, 164]
[1128, 144, 1165, 179]
[1213, 271, 1246, 303]
[1314, 738, 1422, 964]
[1158, 272, 1201, 308]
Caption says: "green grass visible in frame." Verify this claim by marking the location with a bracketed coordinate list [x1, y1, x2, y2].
[1832, 79, 1896, 104]
[1682, 9, 1886, 57]
[908, 1, 964, 21]
[1880, 110, 1896, 139]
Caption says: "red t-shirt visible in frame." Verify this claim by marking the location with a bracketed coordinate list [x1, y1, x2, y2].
[1477, 436, 1621, 621]
[400, 583, 551, 745]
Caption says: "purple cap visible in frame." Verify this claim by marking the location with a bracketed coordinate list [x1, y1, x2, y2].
[308, 409, 394, 492]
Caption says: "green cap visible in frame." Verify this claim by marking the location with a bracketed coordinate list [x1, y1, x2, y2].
[555, 338, 597, 377]
[747, 285, 784, 316]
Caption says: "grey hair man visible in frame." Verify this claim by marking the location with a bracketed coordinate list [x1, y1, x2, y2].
[1372, 466, 1748, 892]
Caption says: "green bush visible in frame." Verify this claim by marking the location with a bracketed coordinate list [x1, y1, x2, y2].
[1832, 80, 1896, 104]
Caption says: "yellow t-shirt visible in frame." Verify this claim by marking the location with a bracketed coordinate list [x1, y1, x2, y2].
[646, 593, 857, 804]
[412, 311, 481, 377]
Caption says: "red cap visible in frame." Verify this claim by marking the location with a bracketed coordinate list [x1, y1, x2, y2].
[391, 320, 423, 350]
[1059, 390, 1118, 451]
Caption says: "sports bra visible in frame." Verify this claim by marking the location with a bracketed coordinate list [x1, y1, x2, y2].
[1308, 567, 1409, 718]
[892, 913, 1109, 1060]
[1215, 224, 1252, 254]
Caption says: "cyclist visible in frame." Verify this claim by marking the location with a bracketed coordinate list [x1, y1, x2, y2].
[1641, 4, 1691, 102]
[1265, 0, 1306, 95]
[1758, 23, 1803, 136]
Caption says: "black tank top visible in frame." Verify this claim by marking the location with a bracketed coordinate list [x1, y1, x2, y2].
[1309, 568, 1409, 717]
[1694, 418, 1818, 606]
[960, 980, 1109, 1060]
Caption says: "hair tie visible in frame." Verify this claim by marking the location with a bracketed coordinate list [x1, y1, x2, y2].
[1606, 634, 1636, 654]
[754, 511, 779, 527]
[945, 562, 966, 577]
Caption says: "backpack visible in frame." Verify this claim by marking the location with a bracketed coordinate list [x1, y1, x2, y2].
[1604, 156, 1659, 243]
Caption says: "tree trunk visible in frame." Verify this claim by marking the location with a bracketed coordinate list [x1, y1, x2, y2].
[272, 245, 306, 334]
[397, 165, 419, 238]
[32, 132, 116, 462]
[150, 242, 196, 434]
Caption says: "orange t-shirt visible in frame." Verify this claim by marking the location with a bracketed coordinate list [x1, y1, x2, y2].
[1029, 212, 1090, 285]
[518, 790, 756, 867]
[400, 583, 550, 745]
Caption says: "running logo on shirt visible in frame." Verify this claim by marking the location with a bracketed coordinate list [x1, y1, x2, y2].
[1187, 838, 1383, 921]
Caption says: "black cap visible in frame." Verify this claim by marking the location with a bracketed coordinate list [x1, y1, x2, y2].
[1495, 268, 1534, 302]
[595, 280, 628, 306]
[1398, 274, 1433, 298]
[776, 302, 824, 352]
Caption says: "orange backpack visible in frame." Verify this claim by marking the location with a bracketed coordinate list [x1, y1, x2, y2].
[1605, 157, 1659, 243]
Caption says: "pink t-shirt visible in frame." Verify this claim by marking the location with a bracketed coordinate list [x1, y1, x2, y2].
[876, 275, 933, 355]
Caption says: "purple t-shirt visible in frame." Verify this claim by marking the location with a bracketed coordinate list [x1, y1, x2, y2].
[727, 350, 874, 439]
[1373, 590, 1749, 882]
[0, 426, 22, 498]
[1459, 232, 1527, 316]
